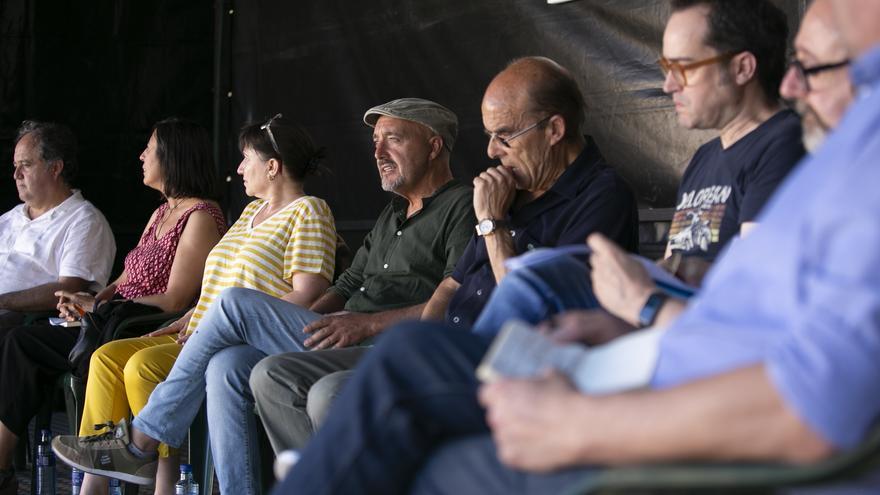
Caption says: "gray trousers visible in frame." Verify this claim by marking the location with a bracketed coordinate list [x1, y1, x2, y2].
[250, 347, 367, 451]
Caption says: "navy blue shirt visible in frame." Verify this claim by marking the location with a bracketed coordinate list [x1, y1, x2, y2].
[446, 137, 638, 328]
[667, 110, 804, 261]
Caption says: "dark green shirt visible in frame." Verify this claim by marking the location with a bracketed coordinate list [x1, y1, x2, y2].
[331, 180, 475, 313]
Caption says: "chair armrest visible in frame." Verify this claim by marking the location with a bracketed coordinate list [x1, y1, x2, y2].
[112, 309, 189, 340]
[560, 427, 880, 495]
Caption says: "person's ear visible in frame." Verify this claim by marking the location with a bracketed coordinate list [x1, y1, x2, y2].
[731, 51, 757, 86]
[427, 135, 444, 160]
[547, 115, 566, 146]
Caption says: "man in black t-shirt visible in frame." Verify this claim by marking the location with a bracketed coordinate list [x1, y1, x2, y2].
[659, 0, 805, 283]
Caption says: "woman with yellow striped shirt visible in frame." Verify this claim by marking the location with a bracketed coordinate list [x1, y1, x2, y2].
[74, 115, 336, 495]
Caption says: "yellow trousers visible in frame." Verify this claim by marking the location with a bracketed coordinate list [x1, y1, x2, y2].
[79, 335, 181, 457]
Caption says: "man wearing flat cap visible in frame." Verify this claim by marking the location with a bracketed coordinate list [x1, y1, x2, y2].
[51, 98, 476, 494]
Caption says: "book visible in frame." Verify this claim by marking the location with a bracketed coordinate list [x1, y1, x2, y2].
[477, 319, 665, 395]
[49, 317, 82, 328]
[504, 245, 697, 299]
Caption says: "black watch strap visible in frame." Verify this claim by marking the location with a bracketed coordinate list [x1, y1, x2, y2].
[638, 291, 669, 328]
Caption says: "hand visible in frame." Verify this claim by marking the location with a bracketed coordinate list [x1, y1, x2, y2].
[588, 234, 656, 326]
[93, 284, 117, 306]
[302, 311, 376, 349]
[473, 165, 517, 220]
[479, 371, 586, 472]
[537, 309, 635, 346]
[55, 290, 96, 320]
[146, 316, 186, 338]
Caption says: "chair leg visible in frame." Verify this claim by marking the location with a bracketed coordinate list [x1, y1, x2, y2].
[189, 402, 214, 495]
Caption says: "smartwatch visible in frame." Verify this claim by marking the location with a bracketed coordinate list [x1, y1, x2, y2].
[638, 290, 669, 328]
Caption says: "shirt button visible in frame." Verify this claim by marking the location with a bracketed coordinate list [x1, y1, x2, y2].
[510, 230, 516, 237]
[527, 243, 535, 250]
[396, 230, 402, 236]
[476, 289, 483, 296]
[452, 316, 460, 324]
[383, 263, 389, 269]
[359, 287, 365, 292]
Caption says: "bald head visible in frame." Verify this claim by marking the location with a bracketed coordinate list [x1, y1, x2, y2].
[483, 57, 585, 141]
[830, 0, 880, 56]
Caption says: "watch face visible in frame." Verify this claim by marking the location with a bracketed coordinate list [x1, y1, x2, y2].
[478, 219, 495, 235]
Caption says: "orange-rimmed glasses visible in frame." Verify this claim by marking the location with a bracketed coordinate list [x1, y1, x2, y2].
[658, 52, 738, 86]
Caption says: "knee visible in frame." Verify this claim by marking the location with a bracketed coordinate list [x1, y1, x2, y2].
[250, 354, 310, 402]
[205, 347, 253, 391]
[122, 349, 165, 390]
[306, 371, 352, 429]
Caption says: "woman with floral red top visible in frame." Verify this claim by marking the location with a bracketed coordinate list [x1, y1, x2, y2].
[0, 118, 224, 495]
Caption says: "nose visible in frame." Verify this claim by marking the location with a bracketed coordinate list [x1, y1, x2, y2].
[13, 165, 22, 180]
[374, 140, 386, 160]
[139, 149, 147, 162]
[780, 65, 807, 101]
[486, 136, 503, 160]
[662, 70, 681, 95]
[236, 159, 246, 175]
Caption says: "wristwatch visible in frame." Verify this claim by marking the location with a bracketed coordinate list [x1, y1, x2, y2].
[475, 218, 506, 237]
[638, 290, 669, 328]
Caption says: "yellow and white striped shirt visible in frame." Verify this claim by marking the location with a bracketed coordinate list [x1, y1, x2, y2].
[186, 196, 336, 333]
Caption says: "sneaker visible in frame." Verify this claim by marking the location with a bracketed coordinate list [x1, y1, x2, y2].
[51, 419, 157, 486]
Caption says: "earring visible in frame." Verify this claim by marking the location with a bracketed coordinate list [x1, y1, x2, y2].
[268, 173, 276, 181]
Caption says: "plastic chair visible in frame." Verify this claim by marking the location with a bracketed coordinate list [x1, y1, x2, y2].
[559, 426, 880, 495]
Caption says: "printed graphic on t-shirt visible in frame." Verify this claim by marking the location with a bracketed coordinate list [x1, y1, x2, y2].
[668, 185, 730, 253]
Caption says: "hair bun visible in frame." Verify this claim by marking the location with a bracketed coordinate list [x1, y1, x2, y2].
[305, 146, 326, 175]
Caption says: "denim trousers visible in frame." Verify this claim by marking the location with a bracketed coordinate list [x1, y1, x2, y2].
[133, 287, 320, 495]
[471, 255, 598, 338]
[273, 322, 597, 495]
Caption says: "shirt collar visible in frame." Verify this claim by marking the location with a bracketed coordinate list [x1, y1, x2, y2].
[850, 44, 880, 91]
[541, 135, 604, 201]
[22, 190, 82, 221]
[390, 179, 460, 214]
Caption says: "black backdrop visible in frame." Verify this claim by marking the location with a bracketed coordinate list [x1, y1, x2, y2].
[1, 0, 804, 268]
[221, 0, 805, 227]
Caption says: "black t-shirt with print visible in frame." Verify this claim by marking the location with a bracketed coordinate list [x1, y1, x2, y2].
[668, 110, 804, 261]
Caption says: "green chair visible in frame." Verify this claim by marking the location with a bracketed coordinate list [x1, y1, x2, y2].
[560, 426, 880, 495]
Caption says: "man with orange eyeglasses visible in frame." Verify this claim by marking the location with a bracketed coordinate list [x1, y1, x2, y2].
[657, 0, 804, 282]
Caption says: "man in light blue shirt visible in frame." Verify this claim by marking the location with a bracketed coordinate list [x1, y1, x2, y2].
[272, 0, 880, 493]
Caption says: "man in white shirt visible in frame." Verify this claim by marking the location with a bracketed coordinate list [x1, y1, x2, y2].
[0, 120, 115, 329]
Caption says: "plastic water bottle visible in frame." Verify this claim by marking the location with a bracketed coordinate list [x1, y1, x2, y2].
[70, 468, 83, 495]
[108, 477, 123, 495]
[107, 478, 123, 495]
[174, 464, 194, 495]
[187, 480, 200, 495]
[35, 429, 56, 495]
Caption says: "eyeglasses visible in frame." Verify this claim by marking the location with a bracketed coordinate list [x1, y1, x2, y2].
[658, 52, 737, 87]
[260, 113, 283, 156]
[788, 58, 850, 92]
[485, 115, 552, 148]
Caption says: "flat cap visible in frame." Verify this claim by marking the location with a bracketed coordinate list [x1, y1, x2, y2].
[364, 98, 458, 151]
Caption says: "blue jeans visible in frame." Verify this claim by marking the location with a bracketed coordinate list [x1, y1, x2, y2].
[471, 255, 598, 339]
[133, 287, 320, 495]
[273, 321, 596, 495]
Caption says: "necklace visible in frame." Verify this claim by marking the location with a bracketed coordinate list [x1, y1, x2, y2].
[154, 198, 187, 239]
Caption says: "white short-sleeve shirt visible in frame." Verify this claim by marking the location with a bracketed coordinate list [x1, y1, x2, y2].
[0, 190, 116, 295]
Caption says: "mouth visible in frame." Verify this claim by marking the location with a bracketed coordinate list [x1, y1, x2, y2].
[378, 161, 397, 175]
